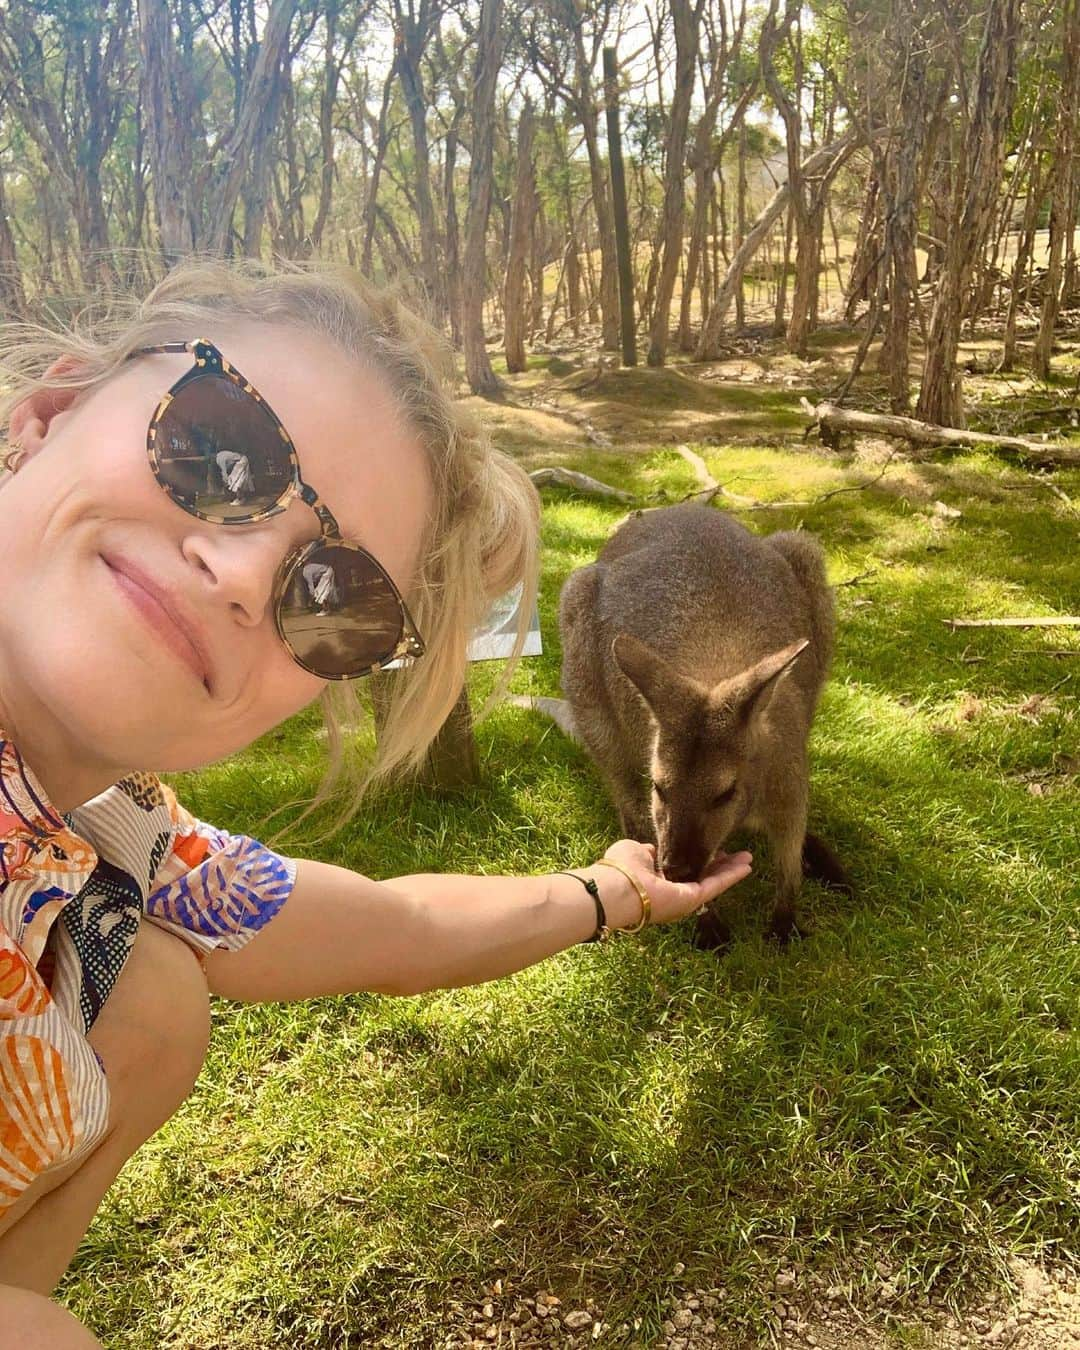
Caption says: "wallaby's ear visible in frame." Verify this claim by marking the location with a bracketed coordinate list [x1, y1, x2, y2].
[612, 633, 696, 721]
[712, 637, 809, 725]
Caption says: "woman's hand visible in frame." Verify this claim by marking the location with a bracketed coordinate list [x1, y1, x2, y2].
[581, 839, 753, 932]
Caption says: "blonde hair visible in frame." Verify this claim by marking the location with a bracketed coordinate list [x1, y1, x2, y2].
[0, 257, 540, 832]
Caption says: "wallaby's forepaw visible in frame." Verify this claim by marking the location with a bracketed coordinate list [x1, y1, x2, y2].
[767, 910, 809, 947]
[691, 906, 732, 953]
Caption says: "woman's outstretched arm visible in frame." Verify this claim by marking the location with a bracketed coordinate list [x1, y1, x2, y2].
[201, 842, 752, 1003]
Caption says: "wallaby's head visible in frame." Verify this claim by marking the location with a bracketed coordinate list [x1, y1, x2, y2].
[612, 633, 809, 882]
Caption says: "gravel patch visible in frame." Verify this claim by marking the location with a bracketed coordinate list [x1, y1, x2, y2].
[438, 1259, 1080, 1348]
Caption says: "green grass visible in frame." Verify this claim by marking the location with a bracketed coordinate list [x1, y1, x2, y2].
[61, 439, 1079, 1348]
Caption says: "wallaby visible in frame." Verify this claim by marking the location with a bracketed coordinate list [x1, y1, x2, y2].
[559, 502, 849, 946]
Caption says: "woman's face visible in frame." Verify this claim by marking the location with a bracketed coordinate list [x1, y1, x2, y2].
[0, 322, 432, 806]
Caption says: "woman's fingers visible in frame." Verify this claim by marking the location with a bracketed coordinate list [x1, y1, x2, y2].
[595, 839, 753, 925]
[697, 852, 753, 906]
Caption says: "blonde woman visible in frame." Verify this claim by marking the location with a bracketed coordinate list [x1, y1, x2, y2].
[0, 259, 753, 1347]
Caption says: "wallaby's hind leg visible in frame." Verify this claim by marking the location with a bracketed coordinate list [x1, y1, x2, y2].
[802, 832, 854, 896]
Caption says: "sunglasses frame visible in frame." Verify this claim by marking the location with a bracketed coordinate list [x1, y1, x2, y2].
[134, 338, 426, 681]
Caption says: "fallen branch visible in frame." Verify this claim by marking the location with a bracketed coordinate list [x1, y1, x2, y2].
[996, 479, 1078, 513]
[529, 467, 632, 501]
[671, 444, 723, 503]
[944, 616, 1080, 629]
[838, 567, 879, 588]
[802, 400, 1080, 467]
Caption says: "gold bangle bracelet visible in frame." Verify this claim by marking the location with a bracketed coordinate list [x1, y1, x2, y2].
[593, 858, 651, 934]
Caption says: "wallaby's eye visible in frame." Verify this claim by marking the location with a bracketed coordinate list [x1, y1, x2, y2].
[651, 780, 668, 803]
[711, 785, 737, 809]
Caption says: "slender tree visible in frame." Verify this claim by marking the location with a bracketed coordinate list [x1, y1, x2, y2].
[647, 0, 704, 366]
[1033, 0, 1080, 379]
[505, 98, 537, 373]
[462, 0, 504, 395]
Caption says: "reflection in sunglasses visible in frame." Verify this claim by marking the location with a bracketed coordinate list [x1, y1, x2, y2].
[215, 450, 257, 504]
[300, 561, 340, 614]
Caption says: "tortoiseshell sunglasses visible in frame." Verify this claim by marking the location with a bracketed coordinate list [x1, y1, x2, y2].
[134, 338, 425, 681]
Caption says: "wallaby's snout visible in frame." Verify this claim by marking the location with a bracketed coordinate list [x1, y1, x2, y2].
[654, 773, 746, 882]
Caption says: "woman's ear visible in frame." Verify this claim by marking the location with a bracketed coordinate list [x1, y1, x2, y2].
[8, 355, 92, 459]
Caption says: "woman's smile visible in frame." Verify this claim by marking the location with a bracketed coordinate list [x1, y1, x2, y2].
[102, 551, 213, 693]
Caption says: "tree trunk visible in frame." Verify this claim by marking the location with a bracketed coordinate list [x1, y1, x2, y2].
[845, 165, 879, 318]
[530, 190, 546, 337]
[394, 0, 445, 318]
[0, 166, 26, 316]
[462, 0, 503, 396]
[735, 117, 749, 329]
[603, 47, 637, 366]
[694, 129, 861, 359]
[361, 59, 397, 276]
[444, 111, 464, 345]
[566, 208, 583, 337]
[138, 0, 198, 259]
[1001, 152, 1044, 371]
[646, 0, 701, 365]
[1033, 0, 1079, 380]
[204, 0, 296, 254]
[310, 2, 359, 254]
[805, 399, 1080, 467]
[504, 99, 536, 373]
[916, 0, 1022, 427]
[879, 19, 927, 415]
[243, 46, 289, 257]
[573, 17, 620, 348]
[759, 0, 830, 356]
[773, 206, 794, 335]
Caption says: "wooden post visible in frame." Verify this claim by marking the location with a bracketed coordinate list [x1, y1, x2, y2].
[603, 47, 637, 367]
[419, 688, 480, 789]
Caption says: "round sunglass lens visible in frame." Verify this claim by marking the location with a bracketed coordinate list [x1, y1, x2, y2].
[278, 544, 407, 679]
[152, 374, 293, 520]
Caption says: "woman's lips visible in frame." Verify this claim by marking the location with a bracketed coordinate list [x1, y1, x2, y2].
[102, 554, 212, 692]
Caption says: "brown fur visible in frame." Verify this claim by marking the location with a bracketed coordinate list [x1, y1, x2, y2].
[559, 503, 843, 944]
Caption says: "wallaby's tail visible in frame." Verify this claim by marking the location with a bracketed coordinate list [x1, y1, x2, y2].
[802, 832, 854, 896]
[508, 694, 579, 741]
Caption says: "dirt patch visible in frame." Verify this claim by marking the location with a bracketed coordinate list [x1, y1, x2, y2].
[467, 361, 823, 460]
[438, 1261, 1080, 1348]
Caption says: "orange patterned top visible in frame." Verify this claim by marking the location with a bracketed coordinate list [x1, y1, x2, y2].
[0, 735, 296, 1219]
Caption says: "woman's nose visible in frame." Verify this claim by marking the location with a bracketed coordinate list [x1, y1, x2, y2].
[180, 519, 297, 627]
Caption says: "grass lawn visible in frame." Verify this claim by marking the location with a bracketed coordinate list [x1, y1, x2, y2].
[61, 419, 1079, 1348]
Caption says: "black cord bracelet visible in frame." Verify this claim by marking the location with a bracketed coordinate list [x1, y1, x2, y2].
[554, 871, 610, 944]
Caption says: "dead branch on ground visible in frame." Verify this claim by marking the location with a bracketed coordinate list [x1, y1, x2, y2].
[944, 616, 1080, 629]
[802, 399, 1080, 467]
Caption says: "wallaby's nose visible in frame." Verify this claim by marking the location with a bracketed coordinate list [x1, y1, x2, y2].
[660, 857, 704, 884]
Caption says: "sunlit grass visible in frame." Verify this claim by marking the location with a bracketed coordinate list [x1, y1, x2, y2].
[62, 436, 1079, 1348]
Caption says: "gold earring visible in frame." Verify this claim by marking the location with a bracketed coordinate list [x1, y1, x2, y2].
[2, 439, 25, 474]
